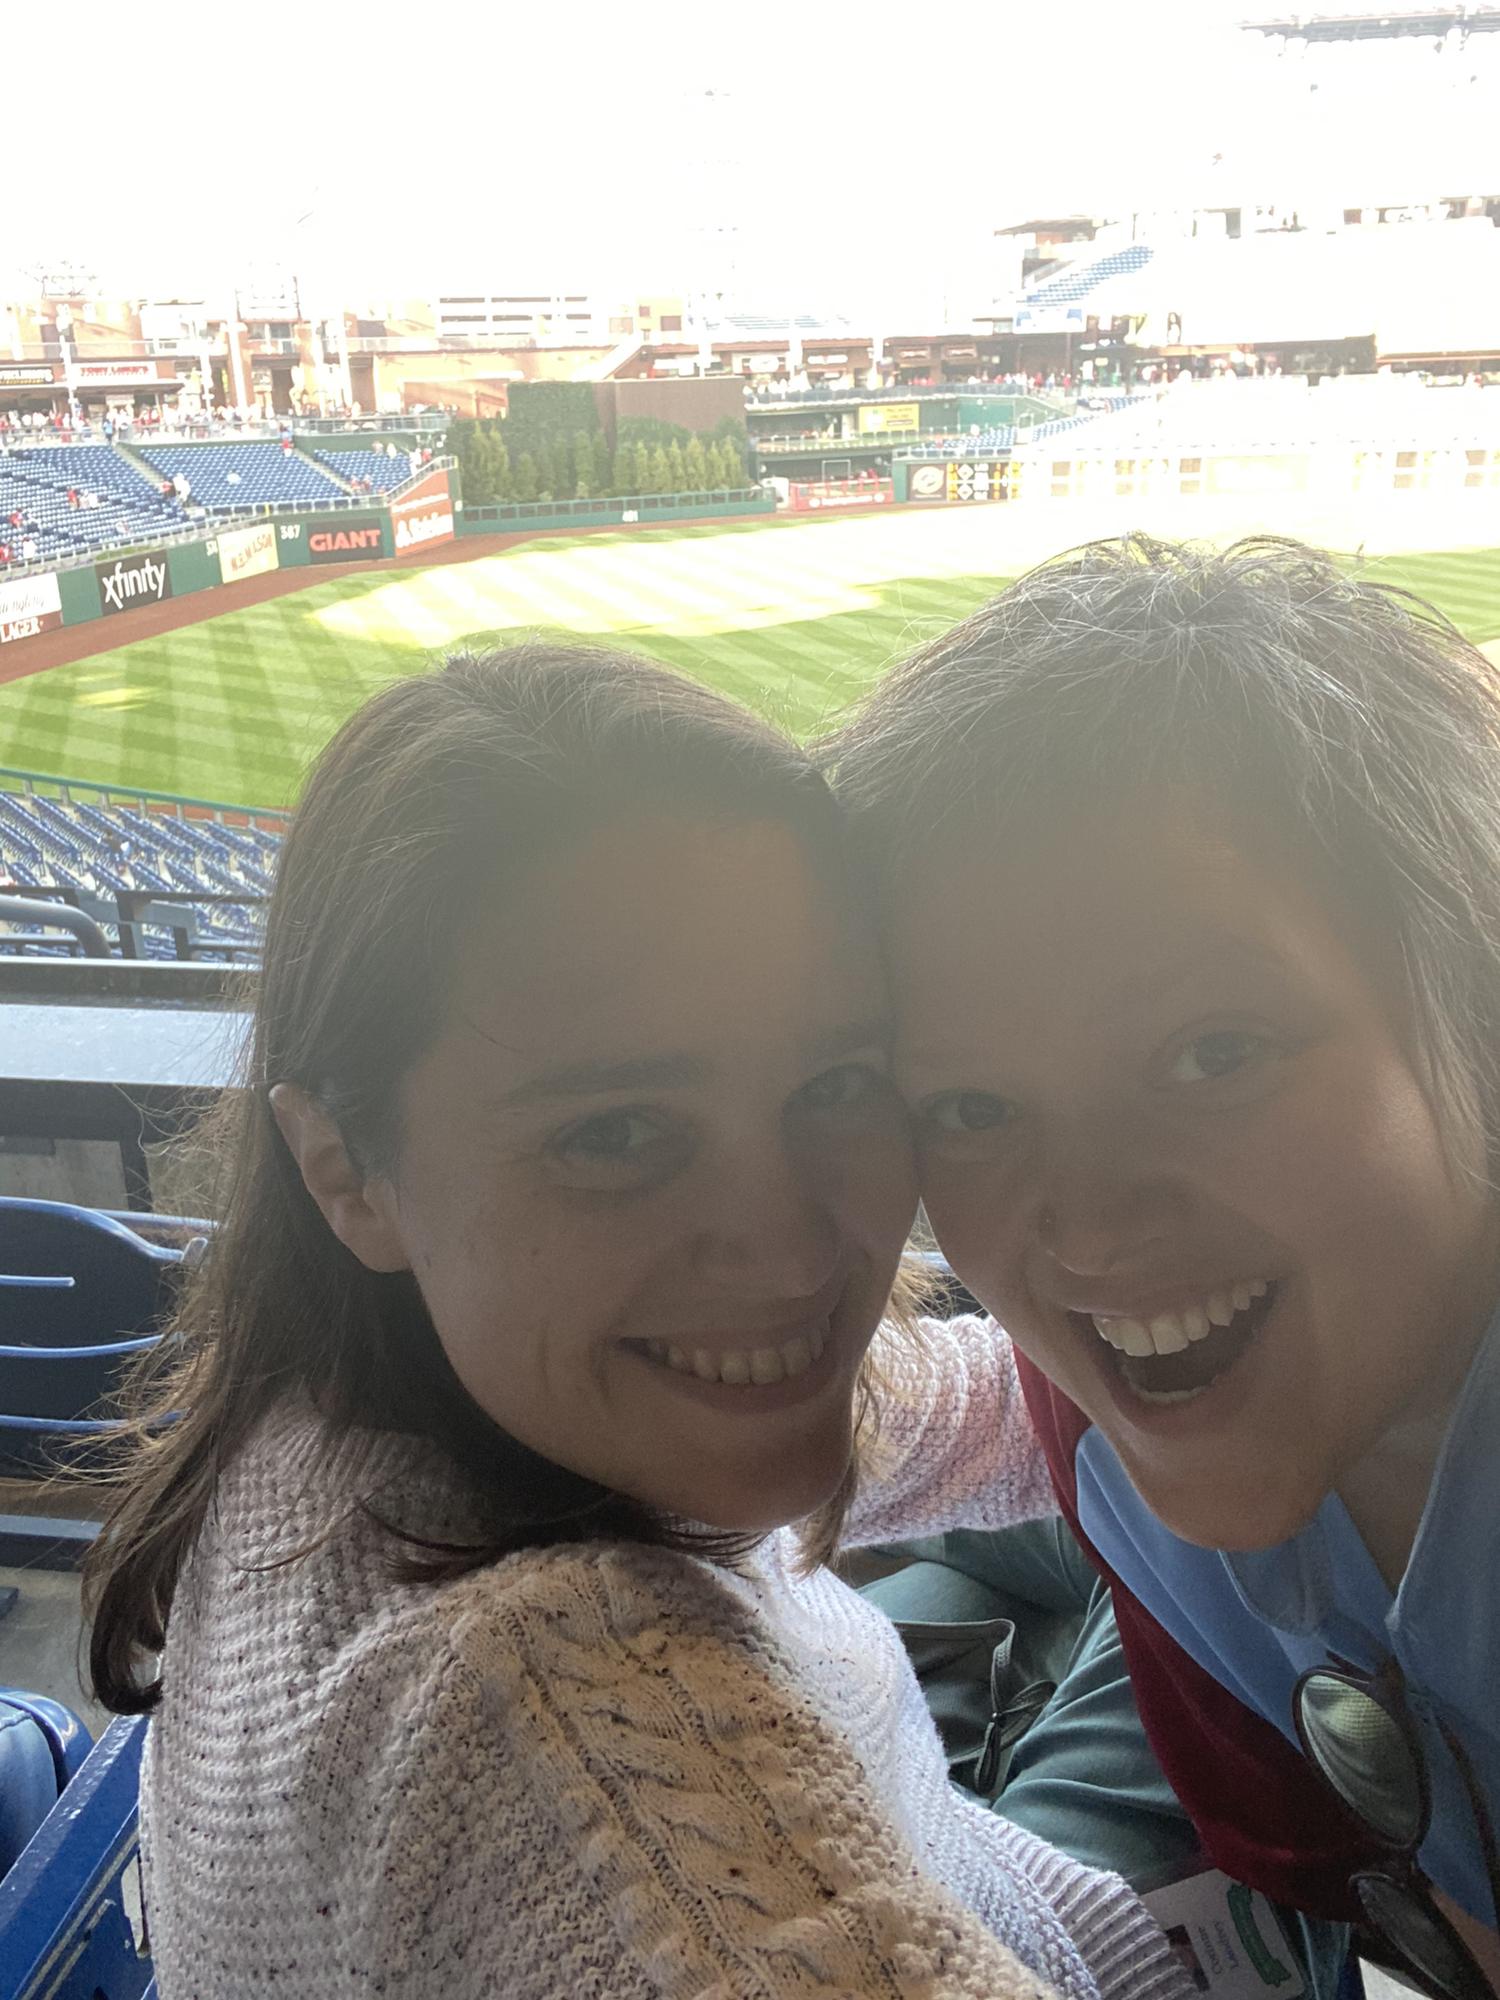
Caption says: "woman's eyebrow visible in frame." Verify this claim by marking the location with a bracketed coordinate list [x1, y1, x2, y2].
[1097, 938, 1293, 1020]
[499, 1052, 707, 1107]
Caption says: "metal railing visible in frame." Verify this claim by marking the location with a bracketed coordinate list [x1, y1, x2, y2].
[0, 764, 289, 827]
[1, 412, 449, 448]
[462, 486, 762, 527]
[743, 381, 1062, 407]
[754, 430, 920, 452]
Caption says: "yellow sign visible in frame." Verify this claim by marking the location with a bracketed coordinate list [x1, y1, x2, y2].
[858, 401, 921, 435]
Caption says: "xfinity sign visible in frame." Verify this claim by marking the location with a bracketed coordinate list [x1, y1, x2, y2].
[97, 550, 173, 616]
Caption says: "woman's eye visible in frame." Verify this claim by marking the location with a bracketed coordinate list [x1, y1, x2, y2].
[557, 1110, 659, 1159]
[550, 1109, 683, 1188]
[1164, 1030, 1274, 1086]
[795, 1061, 890, 1114]
[919, 1090, 1017, 1136]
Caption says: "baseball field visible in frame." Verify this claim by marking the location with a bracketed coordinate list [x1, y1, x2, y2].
[2, 502, 1499, 810]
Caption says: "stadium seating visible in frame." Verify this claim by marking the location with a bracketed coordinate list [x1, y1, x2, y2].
[0, 1691, 92, 1880]
[0, 1710, 153, 2000]
[314, 448, 419, 492]
[0, 1198, 190, 1474]
[0, 792, 276, 961]
[1020, 243, 1154, 311]
[900, 396, 1143, 459]
[136, 443, 343, 511]
[0, 446, 181, 563]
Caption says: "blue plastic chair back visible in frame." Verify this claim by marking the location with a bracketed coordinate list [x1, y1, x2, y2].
[0, 1714, 154, 1999]
[0, 1201, 185, 1473]
[0, 1693, 92, 1880]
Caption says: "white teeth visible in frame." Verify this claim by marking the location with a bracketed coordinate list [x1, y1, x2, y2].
[645, 1325, 830, 1387]
[1133, 1383, 1214, 1406]
[780, 1336, 813, 1379]
[1148, 1314, 1190, 1354]
[1092, 1281, 1271, 1356]
[1101, 1317, 1155, 1356]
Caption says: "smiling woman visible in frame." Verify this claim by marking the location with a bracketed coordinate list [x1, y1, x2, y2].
[76, 640, 1193, 2000]
[827, 533, 1500, 1999]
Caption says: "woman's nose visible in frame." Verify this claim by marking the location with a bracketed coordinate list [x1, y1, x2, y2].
[692, 1149, 840, 1297]
[1031, 1137, 1184, 1278]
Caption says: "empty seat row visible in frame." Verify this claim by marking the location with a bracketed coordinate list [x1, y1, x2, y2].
[137, 443, 344, 511]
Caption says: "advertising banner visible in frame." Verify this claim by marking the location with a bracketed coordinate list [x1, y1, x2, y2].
[857, 401, 921, 436]
[0, 365, 57, 389]
[74, 361, 160, 387]
[0, 570, 63, 646]
[788, 478, 894, 512]
[945, 461, 1006, 502]
[216, 522, 280, 582]
[390, 469, 454, 553]
[308, 519, 384, 564]
[96, 549, 173, 616]
[905, 462, 949, 503]
[904, 461, 1013, 504]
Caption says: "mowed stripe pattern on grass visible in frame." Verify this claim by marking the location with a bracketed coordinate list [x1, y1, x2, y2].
[0, 515, 1497, 811]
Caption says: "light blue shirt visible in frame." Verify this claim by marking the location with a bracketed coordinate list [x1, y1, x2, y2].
[1074, 1304, 1500, 1925]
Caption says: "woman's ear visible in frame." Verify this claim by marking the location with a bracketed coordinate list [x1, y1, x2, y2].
[268, 1083, 410, 1274]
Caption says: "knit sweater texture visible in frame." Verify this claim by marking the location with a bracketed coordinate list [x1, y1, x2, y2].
[141, 1314, 1191, 2000]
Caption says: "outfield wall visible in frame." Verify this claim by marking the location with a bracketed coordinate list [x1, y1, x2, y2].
[459, 489, 775, 534]
[0, 476, 775, 661]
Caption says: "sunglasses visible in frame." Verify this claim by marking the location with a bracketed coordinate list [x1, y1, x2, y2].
[1293, 1660, 1499, 2000]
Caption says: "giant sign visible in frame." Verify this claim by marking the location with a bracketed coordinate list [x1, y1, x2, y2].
[390, 469, 454, 553]
[215, 523, 279, 582]
[0, 365, 56, 389]
[0, 570, 63, 645]
[308, 518, 384, 564]
[96, 549, 173, 616]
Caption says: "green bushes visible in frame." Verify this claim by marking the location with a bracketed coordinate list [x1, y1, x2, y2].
[446, 401, 752, 505]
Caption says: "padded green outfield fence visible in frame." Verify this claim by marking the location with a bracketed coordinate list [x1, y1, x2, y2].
[460, 489, 774, 534]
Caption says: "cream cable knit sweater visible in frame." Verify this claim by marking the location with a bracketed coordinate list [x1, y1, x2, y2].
[141, 1316, 1190, 2000]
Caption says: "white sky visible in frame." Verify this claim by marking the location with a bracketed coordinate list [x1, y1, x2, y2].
[6, 0, 1494, 317]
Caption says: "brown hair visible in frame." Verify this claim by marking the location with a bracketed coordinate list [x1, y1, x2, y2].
[85, 641, 899, 1714]
[825, 533, 1500, 1176]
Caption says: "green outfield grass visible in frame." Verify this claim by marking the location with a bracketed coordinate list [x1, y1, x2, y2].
[3, 510, 1500, 810]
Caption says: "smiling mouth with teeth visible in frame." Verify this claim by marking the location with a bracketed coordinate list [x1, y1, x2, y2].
[631, 1323, 829, 1388]
[1078, 1280, 1278, 1404]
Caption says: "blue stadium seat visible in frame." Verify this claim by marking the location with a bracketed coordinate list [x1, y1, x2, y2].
[1021, 242, 1154, 311]
[315, 447, 418, 492]
[0, 1713, 154, 2000]
[0, 446, 181, 558]
[137, 442, 343, 511]
[0, 792, 275, 962]
[0, 1200, 189, 1472]
[0, 1692, 93, 1878]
